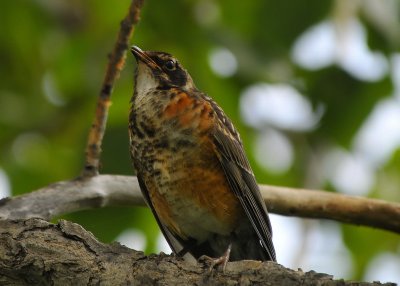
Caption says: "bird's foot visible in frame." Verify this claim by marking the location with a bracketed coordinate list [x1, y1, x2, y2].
[198, 244, 232, 273]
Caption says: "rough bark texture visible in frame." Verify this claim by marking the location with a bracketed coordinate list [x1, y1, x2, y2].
[0, 219, 394, 286]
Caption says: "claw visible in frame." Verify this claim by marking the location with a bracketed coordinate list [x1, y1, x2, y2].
[198, 244, 232, 272]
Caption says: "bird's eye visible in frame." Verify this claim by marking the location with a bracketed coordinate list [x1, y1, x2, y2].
[164, 60, 176, 71]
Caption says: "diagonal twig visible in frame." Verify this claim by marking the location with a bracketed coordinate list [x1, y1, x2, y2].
[82, 0, 145, 177]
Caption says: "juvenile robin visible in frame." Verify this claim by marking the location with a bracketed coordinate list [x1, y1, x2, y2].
[129, 46, 276, 267]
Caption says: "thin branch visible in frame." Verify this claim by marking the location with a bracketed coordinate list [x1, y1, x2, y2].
[83, 0, 144, 177]
[0, 175, 144, 221]
[264, 185, 400, 232]
[0, 175, 399, 234]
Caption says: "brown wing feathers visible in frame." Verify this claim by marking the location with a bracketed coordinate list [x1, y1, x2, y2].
[213, 124, 276, 261]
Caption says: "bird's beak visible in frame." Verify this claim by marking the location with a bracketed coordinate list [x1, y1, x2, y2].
[131, 46, 161, 71]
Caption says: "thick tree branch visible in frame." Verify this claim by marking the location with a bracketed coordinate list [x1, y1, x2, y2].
[0, 175, 399, 235]
[83, 0, 144, 176]
[0, 218, 394, 286]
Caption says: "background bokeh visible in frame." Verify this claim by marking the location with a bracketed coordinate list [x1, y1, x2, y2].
[1, 0, 400, 282]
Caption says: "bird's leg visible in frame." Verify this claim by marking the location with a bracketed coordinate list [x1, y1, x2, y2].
[198, 243, 232, 272]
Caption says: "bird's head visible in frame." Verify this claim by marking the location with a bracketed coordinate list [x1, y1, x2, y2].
[131, 46, 196, 93]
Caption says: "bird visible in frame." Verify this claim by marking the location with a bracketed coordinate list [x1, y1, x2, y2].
[129, 46, 276, 268]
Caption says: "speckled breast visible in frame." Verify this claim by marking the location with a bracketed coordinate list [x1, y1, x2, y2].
[129, 88, 242, 242]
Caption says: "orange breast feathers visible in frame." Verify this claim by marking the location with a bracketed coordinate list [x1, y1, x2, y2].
[145, 135, 243, 239]
[163, 91, 213, 131]
[148, 168, 243, 238]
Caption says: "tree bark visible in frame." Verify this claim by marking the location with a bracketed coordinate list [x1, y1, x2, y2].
[0, 218, 394, 286]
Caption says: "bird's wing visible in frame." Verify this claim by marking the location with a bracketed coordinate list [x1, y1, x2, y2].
[210, 103, 276, 261]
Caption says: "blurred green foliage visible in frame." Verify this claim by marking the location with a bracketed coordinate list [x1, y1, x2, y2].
[1, 0, 399, 281]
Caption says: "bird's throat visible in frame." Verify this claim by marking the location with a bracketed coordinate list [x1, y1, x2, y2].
[134, 63, 159, 95]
